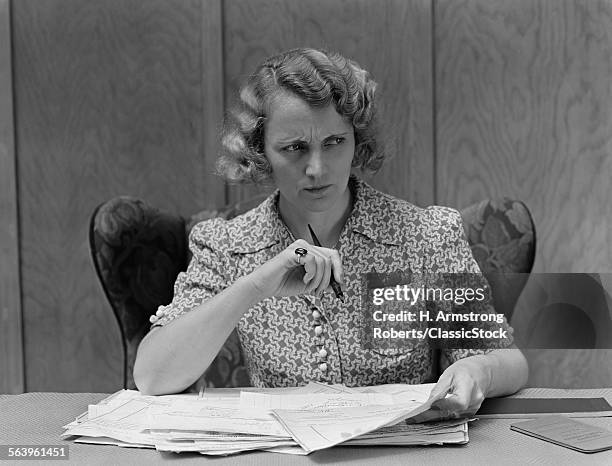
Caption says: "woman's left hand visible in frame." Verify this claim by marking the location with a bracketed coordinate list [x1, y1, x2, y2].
[427, 355, 492, 418]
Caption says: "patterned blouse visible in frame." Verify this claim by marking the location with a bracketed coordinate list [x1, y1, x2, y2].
[152, 177, 514, 387]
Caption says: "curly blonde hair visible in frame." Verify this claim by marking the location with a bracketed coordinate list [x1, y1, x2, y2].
[217, 48, 386, 183]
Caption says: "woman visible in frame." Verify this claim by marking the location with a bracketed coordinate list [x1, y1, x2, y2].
[134, 48, 528, 417]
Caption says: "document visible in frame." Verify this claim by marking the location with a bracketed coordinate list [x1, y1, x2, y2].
[344, 419, 469, 446]
[239, 391, 395, 410]
[62, 389, 203, 444]
[511, 415, 612, 453]
[147, 401, 290, 437]
[62, 383, 470, 456]
[271, 398, 436, 452]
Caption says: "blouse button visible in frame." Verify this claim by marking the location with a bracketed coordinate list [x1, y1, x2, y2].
[319, 363, 328, 372]
[312, 310, 321, 320]
[319, 348, 328, 358]
[314, 326, 323, 336]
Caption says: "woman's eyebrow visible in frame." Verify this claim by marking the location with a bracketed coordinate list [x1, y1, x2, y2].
[274, 131, 349, 144]
[323, 131, 350, 139]
[275, 136, 308, 144]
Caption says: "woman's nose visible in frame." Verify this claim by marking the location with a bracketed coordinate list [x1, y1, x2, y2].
[305, 149, 324, 177]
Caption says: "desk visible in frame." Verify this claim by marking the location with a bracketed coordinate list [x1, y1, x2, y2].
[1, 389, 612, 466]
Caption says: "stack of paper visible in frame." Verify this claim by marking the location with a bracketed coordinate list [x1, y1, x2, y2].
[62, 382, 469, 455]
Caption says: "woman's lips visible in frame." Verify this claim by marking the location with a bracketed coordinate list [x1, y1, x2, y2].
[303, 185, 332, 196]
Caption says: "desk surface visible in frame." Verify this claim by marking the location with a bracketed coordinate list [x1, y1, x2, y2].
[1, 388, 612, 466]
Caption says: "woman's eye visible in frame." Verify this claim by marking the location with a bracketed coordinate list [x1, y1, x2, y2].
[282, 143, 305, 153]
[326, 137, 345, 146]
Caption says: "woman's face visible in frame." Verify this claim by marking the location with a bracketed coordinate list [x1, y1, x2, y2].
[264, 92, 355, 214]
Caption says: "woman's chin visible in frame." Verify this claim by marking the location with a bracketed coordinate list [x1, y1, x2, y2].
[297, 192, 338, 212]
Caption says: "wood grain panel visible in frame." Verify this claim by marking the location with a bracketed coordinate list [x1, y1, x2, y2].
[524, 349, 612, 388]
[0, 0, 24, 394]
[201, 0, 226, 208]
[436, 0, 612, 386]
[13, 0, 220, 391]
[223, 0, 434, 206]
[436, 0, 612, 272]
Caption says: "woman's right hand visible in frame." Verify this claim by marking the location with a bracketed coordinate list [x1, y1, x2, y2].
[246, 239, 343, 299]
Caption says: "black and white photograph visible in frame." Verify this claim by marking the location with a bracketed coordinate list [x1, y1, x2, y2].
[1, 0, 611, 464]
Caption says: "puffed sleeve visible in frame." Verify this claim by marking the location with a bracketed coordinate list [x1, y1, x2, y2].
[149, 218, 231, 328]
[424, 206, 514, 369]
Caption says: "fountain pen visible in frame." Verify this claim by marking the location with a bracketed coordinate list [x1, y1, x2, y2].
[307, 224, 345, 302]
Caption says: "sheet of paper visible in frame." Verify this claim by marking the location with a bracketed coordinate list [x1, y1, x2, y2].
[147, 400, 290, 437]
[305, 382, 360, 394]
[353, 418, 470, 438]
[271, 399, 435, 452]
[148, 429, 288, 442]
[63, 397, 161, 445]
[74, 436, 153, 449]
[352, 383, 434, 404]
[239, 392, 394, 410]
[154, 438, 296, 453]
[264, 445, 309, 455]
[345, 418, 470, 445]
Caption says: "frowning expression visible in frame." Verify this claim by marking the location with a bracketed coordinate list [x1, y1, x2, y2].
[264, 92, 355, 213]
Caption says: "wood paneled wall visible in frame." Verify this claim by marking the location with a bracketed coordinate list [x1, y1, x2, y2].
[223, 0, 434, 206]
[0, 0, 24, 394]
[11, 0, 225, 392]
[436, 0, 612, 273]
[1, 0, 610, 392]
[435, 0, 612, 387]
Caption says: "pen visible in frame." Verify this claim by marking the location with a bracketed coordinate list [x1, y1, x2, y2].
[307, 224, 345, 302]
